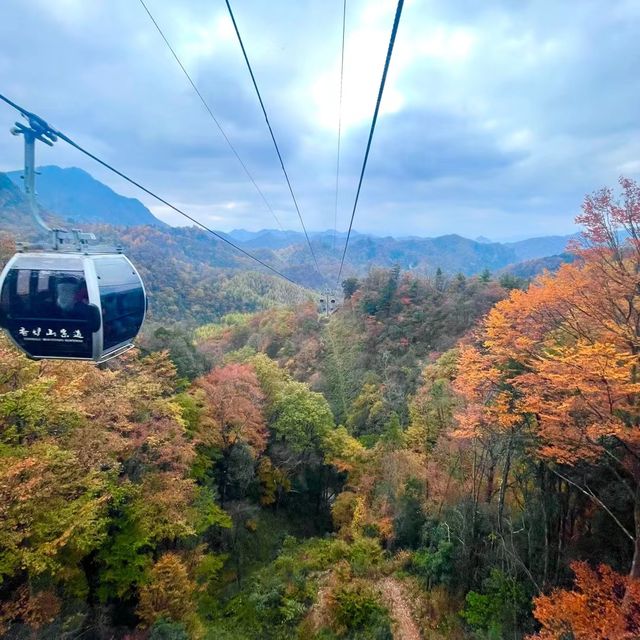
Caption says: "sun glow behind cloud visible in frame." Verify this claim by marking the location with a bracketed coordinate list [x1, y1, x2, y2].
[1, 0, 639, 239]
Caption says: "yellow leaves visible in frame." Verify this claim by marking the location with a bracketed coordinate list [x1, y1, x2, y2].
[519, 340, 640, 464]
[331, 491, 359, 537]
[0, 334, 39, 391]
[37, 359, 97, 405]
[39, 493, 111, 559]
[323, 426, 368, 473]
[137, 552, 201, 636]
[257, 456, 291, 506]
[454, 345, 500, 401]
[538, 341, 638, 389]
[377, 517, 395, 540]
[451, 404, 484, 440]
[350, 495, 367, 538]
[135, 473, 198, 542]
[404, 423, 430, 453]
[0, 444, 111, 581]
[484, 263, 597, 363]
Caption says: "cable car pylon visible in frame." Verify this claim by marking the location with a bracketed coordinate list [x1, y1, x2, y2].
[318, 288, 339, 317]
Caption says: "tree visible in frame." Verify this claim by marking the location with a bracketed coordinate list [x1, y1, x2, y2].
[0, 340, 212, 635]
[407, 349, 459, 454]
[529, 562, 640, 640]
[137, 553, 199, 633]
[393, 477, 426, 549]
[498, 272, 525, 290]
[141, 325, 209, 381]
[346, 380, 391, 437]
[195, 363, 266, 503]
[342, 277, 360, 300]
[0, 443, 110, 583]
[196, 364, 266, 454]
[435, 267, 446, 292]
[453, 178, 640, 580]
[271, 380, 334, 454]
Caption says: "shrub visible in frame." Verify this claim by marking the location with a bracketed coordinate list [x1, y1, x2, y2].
[461, 569, 529, 638]
[393, 478, 426, 549]
[329, 580, 392, 638]
[149, 620, 189, 640]
[347, 537, 384, 576]
[411, 541, 454, 588]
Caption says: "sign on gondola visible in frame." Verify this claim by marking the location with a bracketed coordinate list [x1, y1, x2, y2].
[11, 319, 92, 359]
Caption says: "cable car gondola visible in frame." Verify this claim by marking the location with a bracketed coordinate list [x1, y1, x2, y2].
[0, 109, 147, 362]
[0, 250, 146, 362]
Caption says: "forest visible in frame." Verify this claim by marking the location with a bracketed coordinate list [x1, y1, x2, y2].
[2, 178, 640, 639]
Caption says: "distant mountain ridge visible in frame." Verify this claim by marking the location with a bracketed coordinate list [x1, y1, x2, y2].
[504, 235, 579, 262]
[227, 228, 575, 276]
[0, 172, 45, 237]
[227, 228, 363, 250]
[7, 165, 165, 228]
[0, 165, 577, 287]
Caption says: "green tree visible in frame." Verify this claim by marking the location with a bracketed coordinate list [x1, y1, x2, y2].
[342, 277, 360, 300]
[141, 325, 209, 381]
[461, 569, 529, 638]
[346, 380, 391, 437]
[271, 381, 334, 454]
[406, 349, 458, 453]
[497, 272, 525, 290]
[0, 443, 110, 583]
[393, 478, 426, 549]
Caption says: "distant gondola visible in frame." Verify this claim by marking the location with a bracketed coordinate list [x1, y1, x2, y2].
[0, 250, 146, 362]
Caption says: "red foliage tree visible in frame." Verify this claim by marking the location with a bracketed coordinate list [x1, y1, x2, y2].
[196, 363, 266, 455]
[195, 363, 266, 503]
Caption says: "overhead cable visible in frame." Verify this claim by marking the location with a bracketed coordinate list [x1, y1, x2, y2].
[137, 0, 285, 232]
[333, 0, 347, 255]
[224, 0, 323, 280]
[0, 93, 302, 287]
[336, 0, 404, 284]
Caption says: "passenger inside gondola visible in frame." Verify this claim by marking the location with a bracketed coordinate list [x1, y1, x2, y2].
[53, 276, 90, 319]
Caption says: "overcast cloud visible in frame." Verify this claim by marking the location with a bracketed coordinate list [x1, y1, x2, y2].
[1, 0, 639, 240]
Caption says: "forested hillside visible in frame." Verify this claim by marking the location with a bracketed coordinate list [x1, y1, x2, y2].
[195, 267, 508, 428]
[2, 179, 640, 640]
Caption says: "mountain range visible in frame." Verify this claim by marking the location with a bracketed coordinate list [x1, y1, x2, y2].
[0, 165, 577, 289]
[7, 165, 164, 228]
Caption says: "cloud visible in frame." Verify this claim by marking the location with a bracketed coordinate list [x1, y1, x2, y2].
[0, 0, 638, 240]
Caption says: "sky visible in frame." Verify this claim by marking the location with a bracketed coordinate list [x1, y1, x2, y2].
[0, 0, 639, 241]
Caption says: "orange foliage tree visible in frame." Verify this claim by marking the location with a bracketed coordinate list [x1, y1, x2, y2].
[196, 363, 266, 454]
[529, 562, 640, 639]
[454, 178, 640, 578]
